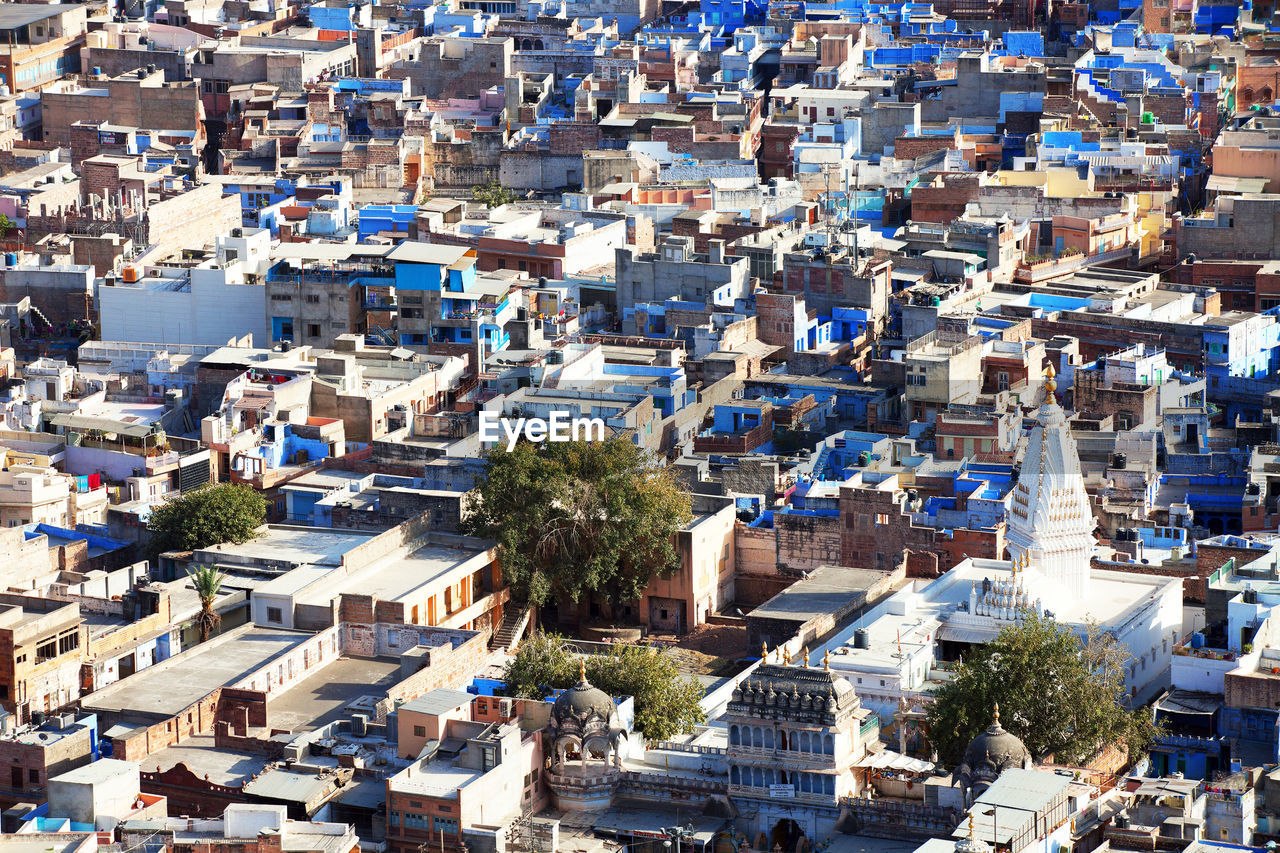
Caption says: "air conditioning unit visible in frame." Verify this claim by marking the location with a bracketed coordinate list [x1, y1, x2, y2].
[499, 698, 514, 716]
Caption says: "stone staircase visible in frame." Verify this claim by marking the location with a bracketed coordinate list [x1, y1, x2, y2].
[28, 304, 52, 333]
[490, 605, 531, 652]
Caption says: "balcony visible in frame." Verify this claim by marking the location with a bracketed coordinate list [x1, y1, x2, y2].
[1173, 644, 1237, 662]
[731, 746, 837, 769]
[145, 451, 181, 475]
[727, 784, 834, 805]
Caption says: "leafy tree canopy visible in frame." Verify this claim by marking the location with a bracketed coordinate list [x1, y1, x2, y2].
[926, 615, 1159, 767]
[472, 179, 519, 209]
[147, 483, 266, 560]
[461, 438, 692, 609]
[503, 634, 706, 741]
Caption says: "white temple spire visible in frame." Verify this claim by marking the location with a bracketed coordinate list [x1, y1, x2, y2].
[1005, 363, 1095, 598]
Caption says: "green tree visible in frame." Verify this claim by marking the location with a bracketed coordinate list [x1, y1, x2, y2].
[0, 214, 12, 237]
[147, 483, 266, 560]
[926, 615, 1159, 767]
[186, 565, 225, 642]
[461, 438, 692, 615]
[472, 179, 519, 209]
[502, 634, 706, 741]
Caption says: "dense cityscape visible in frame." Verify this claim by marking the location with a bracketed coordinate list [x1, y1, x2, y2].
[0, 1, 1274, 853]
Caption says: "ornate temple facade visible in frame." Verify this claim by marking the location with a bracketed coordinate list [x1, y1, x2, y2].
[543, 654, 882, 851]
[725, 653, 878, 844]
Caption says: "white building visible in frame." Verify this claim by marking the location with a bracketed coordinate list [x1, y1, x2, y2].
[809, 367, 1183, 718]
[98, 228, 271, 347]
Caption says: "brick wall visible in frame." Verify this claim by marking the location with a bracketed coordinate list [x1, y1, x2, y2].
[839, 486, 938, 573]
[910, 176, 981, 224]
[111, 690, 221, 762]
[1144, 93, 1189, 127]
[375, 631, 492, 721]
[1092, 557, 1203, 605]
[0, 725, 92, 801]
[776, 512, 841, 571]
[548, 123, 602, 156]
[756, 292, 800, 352]
[140, 761, 244, 818]
[734, 523, 777, 574]
[893, 136, 955, 161]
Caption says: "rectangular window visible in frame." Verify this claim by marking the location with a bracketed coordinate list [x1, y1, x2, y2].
[307, 323, 321, 338]
[57, 633, 78, 655]
[413, 725, 426, 737]
[266, 607, 283, 624]
[305, 294, 321, 303]
[434, 818, 459, 836]
[35, 640, 56, 662]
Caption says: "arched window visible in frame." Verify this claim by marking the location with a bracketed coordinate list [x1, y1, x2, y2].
[824, 776, 835, 794]
[1243, 87, 1256, 104]
[731, 766, 741, 784]
[764, 728, 774, 749]
[1263, 86, 1274, 103]
[824, 734, 834, 754]
[534, 39, 544, 50]
[729, 725, 740, 745]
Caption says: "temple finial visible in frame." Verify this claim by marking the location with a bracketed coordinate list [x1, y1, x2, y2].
[762, 642, 768, 661]
[993, 702, 1000, 726]
[823, 649, 830, 671]
[802, 646, 810, 668]
[782, 647, 791, 666]
[579, 657, 587, 682]
[1044, 362, 1057, 396]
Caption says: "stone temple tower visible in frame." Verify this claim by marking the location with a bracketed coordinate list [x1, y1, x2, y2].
[1004, 363, 1096, 599]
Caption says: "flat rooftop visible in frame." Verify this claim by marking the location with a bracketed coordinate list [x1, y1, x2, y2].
[813, 559, 1179, 674]
[294, 539, 489, 607]
[0, 836, 96, 853]
[0, 4, 81, 29]
[82, 626, 312, 720]
[147, 734, 267, 786]
[268, 656, 405, 732]
[749, 565, 892, 624]
[388, 758, 481, 798]
[196, 526, 376, 570]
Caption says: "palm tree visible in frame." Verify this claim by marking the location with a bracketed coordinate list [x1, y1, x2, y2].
[187, 565, 225, 643]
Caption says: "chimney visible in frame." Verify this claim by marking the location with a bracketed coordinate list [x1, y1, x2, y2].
[708, 238, 725, 265]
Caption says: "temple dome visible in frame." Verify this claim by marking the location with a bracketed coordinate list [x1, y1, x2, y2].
[551, 663, 616, 728]
[953, 704, 1032, 801]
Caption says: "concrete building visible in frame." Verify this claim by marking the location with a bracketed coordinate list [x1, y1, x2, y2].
[0, 4, 88, 95]
[39, 69, 204, 147]
[98, 228, 272, 347]
[616, 237, 753, 334]
[0, 594, 87, 724]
